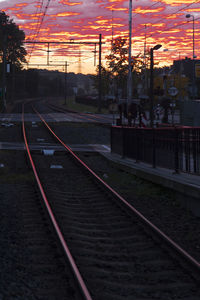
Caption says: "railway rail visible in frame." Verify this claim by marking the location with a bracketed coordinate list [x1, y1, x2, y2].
[44, 101, 113, 124]
[21, 103, 200, 299]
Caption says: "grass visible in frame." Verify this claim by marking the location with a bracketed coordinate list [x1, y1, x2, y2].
[57, 96, 110, 114]
[98, 160, 175, 200]
[0, 169, 35, 183]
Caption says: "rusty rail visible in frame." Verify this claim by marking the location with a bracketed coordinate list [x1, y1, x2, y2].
[22, 104, 93, 300]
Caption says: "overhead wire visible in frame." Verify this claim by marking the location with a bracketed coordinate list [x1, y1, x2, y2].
[132, 0, 200, 39]
[26, 0, 200, 70]
[27, 0, 52, 64]
[26, 0, 43, 41]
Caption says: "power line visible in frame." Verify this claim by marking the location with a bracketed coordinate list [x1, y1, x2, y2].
[132, 1, 163, 18]
[146, 16, 200, 40]
[27, 0, 43, 41]
[132, 0, 200, 38]
[26, 0, 44, 59]
[27, 0, 52, 63]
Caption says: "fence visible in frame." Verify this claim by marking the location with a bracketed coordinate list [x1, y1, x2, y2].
[111, 126, 200, 175]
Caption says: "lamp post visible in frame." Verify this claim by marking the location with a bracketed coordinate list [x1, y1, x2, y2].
[186, 14, 196, 99]
[150, 44, 162, 128]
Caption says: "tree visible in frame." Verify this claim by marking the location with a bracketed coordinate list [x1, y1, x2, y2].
[0, 11, 27, 68]
[91, 65, 112, 98]
[106, 37, 145, 98]
[91, 37, 145, 101]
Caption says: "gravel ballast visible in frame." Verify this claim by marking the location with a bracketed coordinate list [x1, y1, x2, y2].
[0, 117, 199, 297]
[51, 122, 200, 263]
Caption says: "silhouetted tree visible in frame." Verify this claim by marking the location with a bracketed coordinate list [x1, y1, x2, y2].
[0, 11, 27, 68]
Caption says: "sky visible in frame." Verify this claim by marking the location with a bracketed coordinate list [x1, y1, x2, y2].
[0, 0, 200, 74]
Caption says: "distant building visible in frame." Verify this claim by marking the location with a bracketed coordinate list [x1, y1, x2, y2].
[173, 57, 200, 81]
[173, 58, 200, 99]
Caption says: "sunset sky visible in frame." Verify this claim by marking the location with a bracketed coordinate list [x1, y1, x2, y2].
[0, 0, 200, 73]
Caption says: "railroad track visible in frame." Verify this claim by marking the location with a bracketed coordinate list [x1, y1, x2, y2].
[44, 101, 113, 124]
[22, 103, 200, 300]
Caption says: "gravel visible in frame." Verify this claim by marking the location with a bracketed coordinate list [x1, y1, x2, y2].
[0, 115, 199, 298]
[50, 122, 200, 263]
[77, 151, 200, 263]
[51, 122, 110, 145]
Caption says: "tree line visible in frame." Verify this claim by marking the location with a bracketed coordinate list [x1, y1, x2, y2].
[0, 11, 93, 108]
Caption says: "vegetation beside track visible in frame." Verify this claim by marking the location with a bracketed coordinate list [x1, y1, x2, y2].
[56, 96, 110, 114]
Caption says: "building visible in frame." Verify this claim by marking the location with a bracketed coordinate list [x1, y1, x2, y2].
[173, 57, 200, 99]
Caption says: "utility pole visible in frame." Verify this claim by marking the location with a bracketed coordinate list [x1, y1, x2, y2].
[98, 33, 102, 113]
[144, 24, 148, 95]
[150, 48, 154, 128]
[111, 10, 115, 101]
[150, 44, 162, 128]
[185, 14, 196, 100]
[11, 62, 15, 104]
[127, 0, 132, 111]
[47, 42, 50, 65]
[2, 33, 7, 110]
[64, 61, 69, 105]
[112, 10, 114, 46]
[93, 43, 97, 66]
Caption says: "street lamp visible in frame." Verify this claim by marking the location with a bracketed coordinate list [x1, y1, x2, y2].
[186, 14, 196, 99]
[185, 14, 195, 59]
[150, 44, 162, 127]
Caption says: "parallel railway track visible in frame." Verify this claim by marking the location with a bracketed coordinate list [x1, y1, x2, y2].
[21, 103, 200, 299]
[44, 101, 113, 124]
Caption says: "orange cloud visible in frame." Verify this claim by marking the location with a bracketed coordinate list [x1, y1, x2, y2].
[133, 7, 164, 14]
[16, 3, 28, 7]
[6, 7, 22, 11]
[106, 5, 127, 12]
[51, 12, 80, 17]
[15, 13, 43, 20]
[2, 0, 200, 74]
[161, 0, 194, 5]
[59, 0, 82, 5]
[187, 8, 200, 12]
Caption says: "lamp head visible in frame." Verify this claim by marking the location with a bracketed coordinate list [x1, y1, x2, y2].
[186, 14, 191, 18]
[153, 44, 162, 51]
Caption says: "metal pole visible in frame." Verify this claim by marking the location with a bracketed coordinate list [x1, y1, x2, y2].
[192, 16, 195, 100]
[47, 42, 50, 66]
[192, 16, 195, 59]
[2, 34, 7, 110]
[98, 33, 102, 113]
[94, 43, 97, 66]
[64, 61, 67, 105]
[11, 62, 15, 104]
[127, 0, 132, 111]
[144, 24, 148, 95]
[150, 48, 154, 128]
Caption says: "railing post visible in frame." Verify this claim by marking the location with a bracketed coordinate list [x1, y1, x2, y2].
[192, 128, 197, 173]
[121, 126, 125, 158]
[174, 127, 179, 174]
[152, 128, 156, 168]
[110, 126, 113, 153]
[135, 128, 139, 163]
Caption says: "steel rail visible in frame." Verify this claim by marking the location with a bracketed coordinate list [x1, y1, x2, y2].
[46, 103, 111, 123]
[79, 111, 112, 122]
[34, 106, 200, 274]
[46, 103, 100, 123]
[22, 104, 93, 300]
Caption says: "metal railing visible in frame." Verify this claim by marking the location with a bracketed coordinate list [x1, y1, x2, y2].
[111, 126, 200, 175]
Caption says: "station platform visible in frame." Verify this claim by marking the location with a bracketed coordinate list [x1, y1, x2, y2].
[99, 149, 200, 217]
